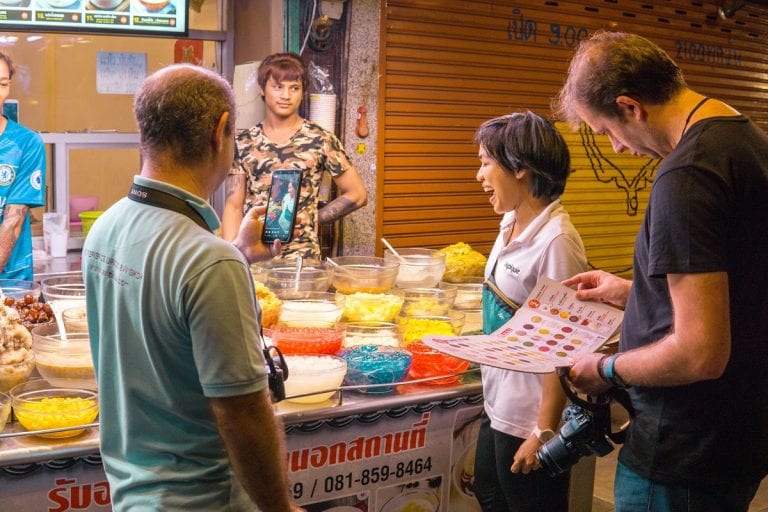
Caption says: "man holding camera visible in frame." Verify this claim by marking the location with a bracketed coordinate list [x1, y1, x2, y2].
[556, 32, 768, 511]
[83, 64, 301, 511]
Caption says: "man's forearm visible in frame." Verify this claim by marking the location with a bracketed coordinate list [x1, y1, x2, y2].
[318, 197, 359, 224]
[221, 174, 246, 241]
[0, 205, 28, 270]
[211, 391, 295, 512]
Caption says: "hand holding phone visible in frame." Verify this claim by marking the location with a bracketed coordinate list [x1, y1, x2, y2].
[262, 169, 302, 244]
[232, 205, 282, 264]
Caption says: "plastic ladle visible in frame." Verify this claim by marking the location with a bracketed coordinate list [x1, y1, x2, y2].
[293, 256, 303, 292]
[380, 238, 407, 263]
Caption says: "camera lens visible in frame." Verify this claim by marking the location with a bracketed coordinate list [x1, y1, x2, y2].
[536, 435, 582, 476]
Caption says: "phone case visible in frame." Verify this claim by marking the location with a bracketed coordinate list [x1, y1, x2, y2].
[262, 169, 302, 243]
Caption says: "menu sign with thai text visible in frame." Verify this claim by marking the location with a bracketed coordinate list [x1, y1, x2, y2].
[0, 0, 188, 37]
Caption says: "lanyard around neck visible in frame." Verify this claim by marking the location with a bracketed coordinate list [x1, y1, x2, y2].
[127, 183, 211, 233]
[680, 97, 710, 140]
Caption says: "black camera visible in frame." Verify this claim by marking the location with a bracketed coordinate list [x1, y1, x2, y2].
[536, 368, 633, 476]
[263, 345, 288, 403]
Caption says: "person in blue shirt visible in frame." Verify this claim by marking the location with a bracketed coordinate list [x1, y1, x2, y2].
[0, 51, 46, 280]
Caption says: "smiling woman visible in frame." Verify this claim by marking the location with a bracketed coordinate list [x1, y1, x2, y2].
[471, 111, 587, 512]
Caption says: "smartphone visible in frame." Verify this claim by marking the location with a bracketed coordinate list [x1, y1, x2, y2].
[262, 169, 302, 243]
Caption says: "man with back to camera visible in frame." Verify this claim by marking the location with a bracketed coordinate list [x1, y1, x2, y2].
[83, 63, 302, 511]
[555, 31, 768, 512]
[0, 51, 45, 280]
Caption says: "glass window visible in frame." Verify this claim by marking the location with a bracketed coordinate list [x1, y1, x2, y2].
[0, 15, 225, 238]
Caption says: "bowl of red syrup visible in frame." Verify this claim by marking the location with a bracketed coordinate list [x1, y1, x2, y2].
[406, 340, 470, 385]
[271, 321, 346, 355]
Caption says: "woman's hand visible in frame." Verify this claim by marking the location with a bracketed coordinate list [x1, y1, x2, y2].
[510, 436, 543, 474]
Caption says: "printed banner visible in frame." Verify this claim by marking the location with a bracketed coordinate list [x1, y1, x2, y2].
[0, 457, 111, 512]
[0, 398, 485, 512]
[287, 400, 484, 512]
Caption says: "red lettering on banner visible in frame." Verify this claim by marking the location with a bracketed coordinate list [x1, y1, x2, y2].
[328, 442, 346, 464]
[365, 435, 382, 458]
[347, 436, 364, 460]
[48, 479, 75, 512]
[310, 446, 327, 466]
[289, 449, 310, 471]
[94, 482, 110, 505]
[287, 412, 431, 472]
[47, 478, 111, 511]
[70, 483, 92, 509]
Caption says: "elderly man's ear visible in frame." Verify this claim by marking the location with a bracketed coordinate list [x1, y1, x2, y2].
[212, 111, 231, 152]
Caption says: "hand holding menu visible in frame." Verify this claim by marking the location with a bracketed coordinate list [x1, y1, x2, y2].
[423, 277, 624, 373]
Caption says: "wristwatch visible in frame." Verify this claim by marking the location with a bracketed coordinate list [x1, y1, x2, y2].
[532, 426, 555, 443]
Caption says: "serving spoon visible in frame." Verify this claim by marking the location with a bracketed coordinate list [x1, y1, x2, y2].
[380, 238, 407, 263]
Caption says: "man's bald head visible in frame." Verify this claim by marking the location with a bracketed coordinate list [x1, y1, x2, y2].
[134, 64, 236, 165]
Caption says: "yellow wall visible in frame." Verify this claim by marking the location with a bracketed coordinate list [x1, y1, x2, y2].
[558, 123, 658, 278]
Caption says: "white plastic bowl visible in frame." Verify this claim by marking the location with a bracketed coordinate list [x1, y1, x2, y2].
[277, 291, 344, 323]
[344, 322, 403, 348]
[283, 355, 347, 404]
[40, 275, 86, 302]
[384, 248, 446, 289]
[31, 323, 95, 390]
[10, 378, 98, 438]
[444, 278, 483, 310]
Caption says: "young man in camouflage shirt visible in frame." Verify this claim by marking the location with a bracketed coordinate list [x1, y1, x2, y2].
[222, 53, 367, 260]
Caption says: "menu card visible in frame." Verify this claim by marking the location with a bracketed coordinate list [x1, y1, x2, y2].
[423, 277, 623, 373]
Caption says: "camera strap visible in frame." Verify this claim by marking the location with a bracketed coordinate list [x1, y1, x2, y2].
[558, 368, 634, 444]
[127, 183, 210, 232]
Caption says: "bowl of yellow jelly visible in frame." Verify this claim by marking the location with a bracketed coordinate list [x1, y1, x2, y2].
[397, 310, 466, 346]
[337, 290, 404, 322]
[10, 378, 98, 438]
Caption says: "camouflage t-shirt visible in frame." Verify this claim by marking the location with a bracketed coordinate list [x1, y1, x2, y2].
[231, 120, 354, 259]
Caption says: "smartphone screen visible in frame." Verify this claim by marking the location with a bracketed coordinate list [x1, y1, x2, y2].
[262, 169, 302, 243]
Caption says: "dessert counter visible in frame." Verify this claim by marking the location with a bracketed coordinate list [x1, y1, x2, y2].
[0, 373, 596, 512]
[0, 374, 491, 511]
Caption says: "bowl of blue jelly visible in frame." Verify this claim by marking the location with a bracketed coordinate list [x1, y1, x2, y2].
[339, 344, 412, 393]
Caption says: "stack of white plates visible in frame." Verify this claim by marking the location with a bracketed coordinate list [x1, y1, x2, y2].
[309, 93, 337, 134]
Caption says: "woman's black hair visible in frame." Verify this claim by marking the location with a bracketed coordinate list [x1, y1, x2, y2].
[474, 111, 571, 201]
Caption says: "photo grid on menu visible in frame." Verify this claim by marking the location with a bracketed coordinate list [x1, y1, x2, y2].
[424, 277, 624, 374]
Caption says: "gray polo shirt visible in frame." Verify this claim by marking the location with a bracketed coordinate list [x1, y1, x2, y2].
[84, 176, 267, 511]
